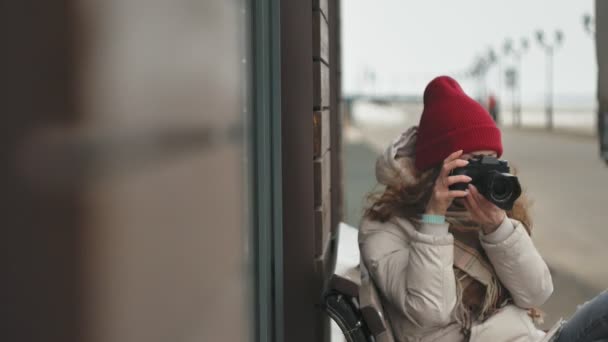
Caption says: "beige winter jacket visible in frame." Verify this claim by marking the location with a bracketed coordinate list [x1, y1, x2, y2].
[359, 216, 561, 342]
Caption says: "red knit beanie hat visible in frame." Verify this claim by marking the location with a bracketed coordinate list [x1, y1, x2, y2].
[414, 76, 503, 171]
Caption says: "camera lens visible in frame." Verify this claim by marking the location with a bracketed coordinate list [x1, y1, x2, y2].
[490, 176, 513, 202]
[482, 172, 521, 210]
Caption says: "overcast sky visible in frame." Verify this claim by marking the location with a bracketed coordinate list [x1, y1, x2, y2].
[342, 0, 596, 107]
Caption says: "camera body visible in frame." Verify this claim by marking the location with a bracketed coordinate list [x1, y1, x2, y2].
[449, 155, 521, 210]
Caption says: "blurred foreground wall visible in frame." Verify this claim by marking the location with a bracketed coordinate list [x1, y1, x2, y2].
[2, 1, 252, 341]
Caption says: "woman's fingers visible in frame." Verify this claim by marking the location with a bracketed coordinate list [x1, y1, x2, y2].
[462, 200, 484, 230]
[445, 150, 464, 163]
[466, 184, 494, 223]
[441, 158, 469, 179]
[469, 184, 504, 213]
[467, 184, 507, 229]
[462, 197, 473, 214]
[468, 184, 491, 209]
[446, 175, 472, 186]
[448, 190, 469, 198]
[427, 151, 470, 216]
[462, 198, 477, 216]
[467, 183, 479, 199]
[465, 185, 484, 214]
[440, 151, 464, 176]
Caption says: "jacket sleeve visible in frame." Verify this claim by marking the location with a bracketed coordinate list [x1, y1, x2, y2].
[480, 218, 554, 308]
[359, 221, 457, 329]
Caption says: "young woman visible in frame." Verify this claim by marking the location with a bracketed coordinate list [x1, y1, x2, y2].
[359, 76, 608, 342]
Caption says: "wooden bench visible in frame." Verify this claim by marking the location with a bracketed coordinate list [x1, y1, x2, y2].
[322, 223, 395, 342]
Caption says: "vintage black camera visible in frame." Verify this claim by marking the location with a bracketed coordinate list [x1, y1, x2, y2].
[449, 155, 521, 210]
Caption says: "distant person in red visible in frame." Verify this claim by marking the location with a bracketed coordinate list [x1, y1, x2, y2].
[487, 93, 499, 122]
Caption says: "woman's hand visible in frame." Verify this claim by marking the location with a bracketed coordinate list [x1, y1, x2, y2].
[463, 184, 507, 234]
[425, 150, 471, 216]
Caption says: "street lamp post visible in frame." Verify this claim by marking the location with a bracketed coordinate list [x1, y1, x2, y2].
[469, 56, 488, 101]
[503, 38, 529, 127]
[582, 13, 607, 165]
[535, 30, 564, 130]
[583, 13, 595, 36]
[517, 39, 529, 126]
[486, 48, 497, 102]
